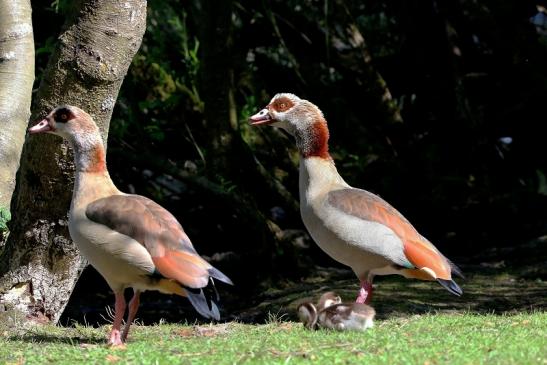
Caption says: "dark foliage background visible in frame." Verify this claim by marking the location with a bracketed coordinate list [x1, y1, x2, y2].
[28, 0, 547, 322]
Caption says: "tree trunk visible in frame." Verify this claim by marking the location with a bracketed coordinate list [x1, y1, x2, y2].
[0, 0, 146, 326]
[0, 0, 34, 213]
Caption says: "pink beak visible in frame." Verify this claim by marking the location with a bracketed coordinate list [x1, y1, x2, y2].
[28, 119, 53, 134]
[249, 108, 273, 125]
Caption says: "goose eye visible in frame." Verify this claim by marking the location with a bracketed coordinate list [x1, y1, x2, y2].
[60, 114, 67, 120]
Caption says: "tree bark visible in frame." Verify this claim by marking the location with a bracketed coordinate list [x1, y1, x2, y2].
[0, 0, 146, 325]
[0, 0, 34, 212]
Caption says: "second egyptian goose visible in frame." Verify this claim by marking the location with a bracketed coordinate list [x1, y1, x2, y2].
[250, 93, 463, 305]
[29, 106, 233, 346]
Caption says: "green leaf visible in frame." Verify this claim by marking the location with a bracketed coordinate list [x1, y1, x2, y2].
[0, 206, 11, 231]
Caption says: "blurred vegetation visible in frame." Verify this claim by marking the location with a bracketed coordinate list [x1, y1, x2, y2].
[0, 206, 10, 243]
[29, 0, 547, 296]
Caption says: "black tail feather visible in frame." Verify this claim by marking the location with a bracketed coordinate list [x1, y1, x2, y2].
[180, 266, 232, 320]
[185, 285, 220, 320]
[208, 266, 234, 286]
[208, 278, 220, 302]
[184, 276, 226, 320]
[203, 277, 219, 305]
[437, 279, 463, 296]
[447, 259, 465, 279]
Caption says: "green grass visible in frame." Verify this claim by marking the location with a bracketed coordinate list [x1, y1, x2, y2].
[1, 312, 545, 364]
[2, 255, 546, 364]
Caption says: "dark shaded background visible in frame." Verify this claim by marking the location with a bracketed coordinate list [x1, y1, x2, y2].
[30, 0, 547, 324]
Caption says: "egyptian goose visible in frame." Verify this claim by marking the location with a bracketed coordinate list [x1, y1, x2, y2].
[29, 106, 233, 346]
[316, 291, 342, 311]
[296, 291, 339, 330]
[297, 302, 318, 329]
[316, 292, 375, 331]
[250, 93, 463, 305]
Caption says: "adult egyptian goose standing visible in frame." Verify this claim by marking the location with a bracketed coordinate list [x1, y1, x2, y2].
[250, 93, 463, 304]
[29, 106, 232, 346]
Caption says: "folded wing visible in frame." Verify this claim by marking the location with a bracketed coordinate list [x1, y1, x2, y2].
[85, 194, 233, 318]
[327, 188, 458, 281]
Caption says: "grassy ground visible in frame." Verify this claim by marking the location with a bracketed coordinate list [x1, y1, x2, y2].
[1, 262, 546, 365]
[0, 312, 545, 364]
[238, 263, 547, 322]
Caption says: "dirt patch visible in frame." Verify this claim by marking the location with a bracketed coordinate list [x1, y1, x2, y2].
[173, 323, 231, 338]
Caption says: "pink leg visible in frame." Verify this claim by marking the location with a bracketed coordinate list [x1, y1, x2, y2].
[108, 292, 127, 346]
[121, 290, 141, 342]
[356, 281, 373, 304]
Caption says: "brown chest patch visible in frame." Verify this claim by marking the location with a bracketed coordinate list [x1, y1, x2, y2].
[87, 146, 106, 173]
[302, 120, 330, 159]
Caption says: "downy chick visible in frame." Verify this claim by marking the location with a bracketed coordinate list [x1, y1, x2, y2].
[317, 292, 376, 331]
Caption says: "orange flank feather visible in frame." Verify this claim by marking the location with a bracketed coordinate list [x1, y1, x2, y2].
[328, 188, 454, 280]
[402, 239, 452, 280]
[152, 250, 211, 289]
[368, 200, 452, 280]
[365, 200, 453, 280]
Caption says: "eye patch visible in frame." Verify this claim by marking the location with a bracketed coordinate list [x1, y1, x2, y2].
[54, 107, 73, 123]
[272, 97, 294, 112]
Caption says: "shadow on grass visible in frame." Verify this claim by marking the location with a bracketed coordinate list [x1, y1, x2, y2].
[232, 263, 547, 323]
[8, 332, 104, 345]
[60, 263, 546, 326]
[59, 239, 547, 325]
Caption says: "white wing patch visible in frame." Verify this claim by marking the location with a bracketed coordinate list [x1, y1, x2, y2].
[319, 201, 408, 265]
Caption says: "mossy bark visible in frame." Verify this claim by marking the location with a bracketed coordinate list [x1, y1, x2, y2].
[0, 0, 34, 210]
[0, 0, 147, 325]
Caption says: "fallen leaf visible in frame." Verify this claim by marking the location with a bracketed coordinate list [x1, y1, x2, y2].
[80, 343, 99, 349]
[194, 324, 230, 337]
[276, 322, 294, 331]
[107, 343, 127, 351]
[174, 328, 194, 337]
[6, 356, 24, 365]
[106, 354, 121, 363]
